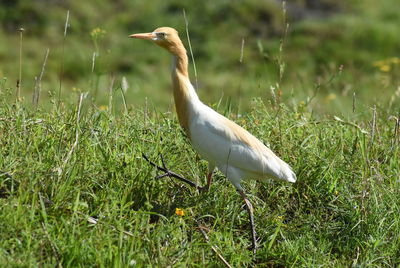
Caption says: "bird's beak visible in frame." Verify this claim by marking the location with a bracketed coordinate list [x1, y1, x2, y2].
[129, 32, 155, 40]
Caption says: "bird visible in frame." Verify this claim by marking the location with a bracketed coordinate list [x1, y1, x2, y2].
[130, 27, 296, 253]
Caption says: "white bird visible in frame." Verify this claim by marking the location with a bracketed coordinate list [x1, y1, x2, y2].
[130, 27, 296, 253]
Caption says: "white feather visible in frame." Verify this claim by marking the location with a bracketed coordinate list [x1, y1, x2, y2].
[183, 79, 296, 191]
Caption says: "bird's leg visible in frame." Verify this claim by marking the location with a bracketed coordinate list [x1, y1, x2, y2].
[199, 171, 214, 192]
[202, 165, 215, 192]
[238, 189, 257, 254]
[205, 172, 213, 191]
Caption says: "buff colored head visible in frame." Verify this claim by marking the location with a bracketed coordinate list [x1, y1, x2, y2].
[129, 27, 184, 55]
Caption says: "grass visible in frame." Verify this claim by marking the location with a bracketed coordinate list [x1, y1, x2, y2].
[0, 86, 399, 266]
[1, 1, 400, 266]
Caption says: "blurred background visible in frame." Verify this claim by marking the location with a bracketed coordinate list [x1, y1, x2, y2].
[0, 0, 399, 115]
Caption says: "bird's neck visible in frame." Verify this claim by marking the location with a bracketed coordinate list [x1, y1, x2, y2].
[171, 46, 199, 138]
[173, 47, 189, 77]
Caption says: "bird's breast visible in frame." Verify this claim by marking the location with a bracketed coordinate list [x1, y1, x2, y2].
[188, 107, 230, 164]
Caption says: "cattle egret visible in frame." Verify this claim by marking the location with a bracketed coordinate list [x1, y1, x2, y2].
[130, 27, 296, 253]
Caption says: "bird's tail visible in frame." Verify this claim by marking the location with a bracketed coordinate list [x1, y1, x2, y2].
[279, 161, 297, 183]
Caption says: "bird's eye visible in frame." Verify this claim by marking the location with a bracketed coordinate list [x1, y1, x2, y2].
[157, 32, 166, 39]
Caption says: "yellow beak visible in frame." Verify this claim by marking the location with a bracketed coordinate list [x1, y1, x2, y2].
[129, 32, 155, 40]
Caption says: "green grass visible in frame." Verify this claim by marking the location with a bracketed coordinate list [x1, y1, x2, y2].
[1, 1, 400, 266]
[0, 87, 399, 266]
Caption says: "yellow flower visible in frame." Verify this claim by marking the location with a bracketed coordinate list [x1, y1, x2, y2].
[379, 65, 390, 72]
[175, 208, 185, 217]
[99, 105, 107, 111]
[390, 57, 400, 64]
[334, 190, 339, 196]
[325, 93, 337, 102]
[90, 27, 106, 38]
[373, 57, 398, 72]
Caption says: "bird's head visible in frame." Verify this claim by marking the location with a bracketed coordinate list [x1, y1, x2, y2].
[129, 27, 184, 55]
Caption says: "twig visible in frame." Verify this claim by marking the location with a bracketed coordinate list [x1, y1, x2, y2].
[160, 154, 167, 169]
[142, 153, 202, 190]
[196, 220, 232, 268]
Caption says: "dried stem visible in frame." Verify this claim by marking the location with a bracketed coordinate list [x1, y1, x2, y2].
[196, 220, 233, 268]
[120, 77, 129, 114]
[182, 9, 198, 89]
[17, 27, 25, 102]
[33, 48, 50, 109]
[239, 38, 245, 64]
[142, 153, 202, 190]
[108, 75, 115, 112]
[369, 105, 377, 149]
[391, 113, 400, 148]
[58, 93, 84, 177]
[58, 10, 70, 104]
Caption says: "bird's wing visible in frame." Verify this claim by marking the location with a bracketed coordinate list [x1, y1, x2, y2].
[190, 105, 295, 182]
